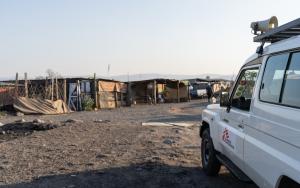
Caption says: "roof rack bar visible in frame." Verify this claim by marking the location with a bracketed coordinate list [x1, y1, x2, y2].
[280, 31, 300, 34]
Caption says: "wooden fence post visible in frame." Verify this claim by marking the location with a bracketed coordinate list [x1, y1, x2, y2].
[24, 72, 28, 98]
[63, 79, 67, 104]
[177, 80, 180, 103]
[115, 91, 118, 108]
[77, 80, 82, 111]
[94, 73, 98, 109]
[55, 77, 59, 100]
[153, 80, 157, 104]
[45, 77, 48, 99]
[188, 83, 191, 102]
[51, 77, 54, 101]
[15, 73, 19, 98]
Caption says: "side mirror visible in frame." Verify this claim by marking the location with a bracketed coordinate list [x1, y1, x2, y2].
[220, 92, 230, 107]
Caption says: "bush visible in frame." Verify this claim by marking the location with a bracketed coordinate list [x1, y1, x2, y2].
[82, 96, 95, 111]
[0, 111, 6, 119]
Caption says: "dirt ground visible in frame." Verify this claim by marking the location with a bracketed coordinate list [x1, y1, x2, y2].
[0, 100, 257, 188]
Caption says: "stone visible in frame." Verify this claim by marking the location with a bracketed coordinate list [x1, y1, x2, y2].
[65, 119, 83, 123]
[33, 119, 45, 124]
[163, 139, 175, 145]
[94, 119, 110, 123]
[15, 118, 26, 123]
[16, 112, 24, 117]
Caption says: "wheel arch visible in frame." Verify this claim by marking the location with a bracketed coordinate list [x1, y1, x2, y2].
[276, 175, 299, 188]
[200, 121, 210, 138]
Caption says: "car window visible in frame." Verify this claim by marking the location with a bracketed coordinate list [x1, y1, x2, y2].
[231, 68, 259, 111]
[260, 54, 289, 103]
[281, 52, 300, 107]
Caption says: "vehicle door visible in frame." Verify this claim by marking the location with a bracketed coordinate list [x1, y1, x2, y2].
[220, 66, 259, 171]
[244, 53, 300, 187]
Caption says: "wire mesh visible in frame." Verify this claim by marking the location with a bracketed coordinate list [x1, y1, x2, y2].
[0, 77, 66, 107]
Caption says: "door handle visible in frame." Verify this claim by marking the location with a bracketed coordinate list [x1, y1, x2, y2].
[238, 124, 244, 129]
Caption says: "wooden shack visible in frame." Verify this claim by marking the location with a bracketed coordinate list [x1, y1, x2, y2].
[97, 80, 127, 109]
[128, 79, 189, 104]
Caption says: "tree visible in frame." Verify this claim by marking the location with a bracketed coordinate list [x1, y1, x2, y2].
[46, 69, 62, 78]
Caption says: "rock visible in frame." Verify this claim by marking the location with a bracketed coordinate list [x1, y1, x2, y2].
[152, 156, 160, 161]
[1, 131, 5, 135]
[96, 154, 106, 159]
[33, 119, 45, 124]
[94, 119, 110, 123]
[86, 163, 94, 166]
[163, 139, 175, 145]
[66, 162, 74, 167]
[34, 123, 57, 131]
[15, 118, 26, 123]
[16, 112, 24, 117]
[65, 119, 83, 123]
[0, 122, 4, 127]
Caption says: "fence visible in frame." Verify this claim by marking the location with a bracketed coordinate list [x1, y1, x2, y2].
[0, 85, 15, 107]
[0, 73, 67, 107]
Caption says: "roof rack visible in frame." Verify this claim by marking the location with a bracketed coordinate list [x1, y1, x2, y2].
[254, 18, 300, 43]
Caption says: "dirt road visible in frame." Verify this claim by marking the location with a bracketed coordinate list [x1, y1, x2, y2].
[0, 100, 257, 188]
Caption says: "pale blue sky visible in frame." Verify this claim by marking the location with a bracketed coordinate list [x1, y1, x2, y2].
[0, 0, 299, 78]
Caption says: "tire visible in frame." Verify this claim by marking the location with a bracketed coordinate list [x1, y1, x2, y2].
[201, 128, 221, 176]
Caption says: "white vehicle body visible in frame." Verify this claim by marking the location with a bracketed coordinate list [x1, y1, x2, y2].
[197, 89, 207, 97]
[201, 35, 300, 188]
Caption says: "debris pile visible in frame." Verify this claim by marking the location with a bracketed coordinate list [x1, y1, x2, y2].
[0, 119, 58, 142]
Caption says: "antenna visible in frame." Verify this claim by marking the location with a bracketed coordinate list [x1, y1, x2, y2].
[107, 64, 111, 78]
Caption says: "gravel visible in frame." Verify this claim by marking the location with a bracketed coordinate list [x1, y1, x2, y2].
[0, 100, 257, 188]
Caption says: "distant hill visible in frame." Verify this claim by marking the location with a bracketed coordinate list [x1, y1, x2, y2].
[110, 73, 235, 82]
[0, 77, 13, 81]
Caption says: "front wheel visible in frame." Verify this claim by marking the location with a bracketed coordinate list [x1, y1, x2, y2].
[201, 129, 221, 176]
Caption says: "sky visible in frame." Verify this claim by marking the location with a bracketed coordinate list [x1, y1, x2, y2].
[0, 0, 300, 79]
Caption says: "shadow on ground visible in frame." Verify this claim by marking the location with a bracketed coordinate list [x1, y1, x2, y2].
[2, 162, 257, 188]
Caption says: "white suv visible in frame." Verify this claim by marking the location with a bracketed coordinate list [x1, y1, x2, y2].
[200, 18, 300, 188]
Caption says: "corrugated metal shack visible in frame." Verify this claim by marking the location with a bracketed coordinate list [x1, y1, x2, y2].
[128, 79, 190, 104]
[0, 76, 127, 111]
[1, 74, 196, 111]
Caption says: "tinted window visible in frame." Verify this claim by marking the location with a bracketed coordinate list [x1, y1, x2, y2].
[232, 68, 259, 111]
[281, 53, 300, 107]
[260, 54, 289, 103]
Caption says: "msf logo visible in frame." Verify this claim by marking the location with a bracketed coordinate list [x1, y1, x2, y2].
[222, 128, 234, 149]
[222, 128, 229, 142]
